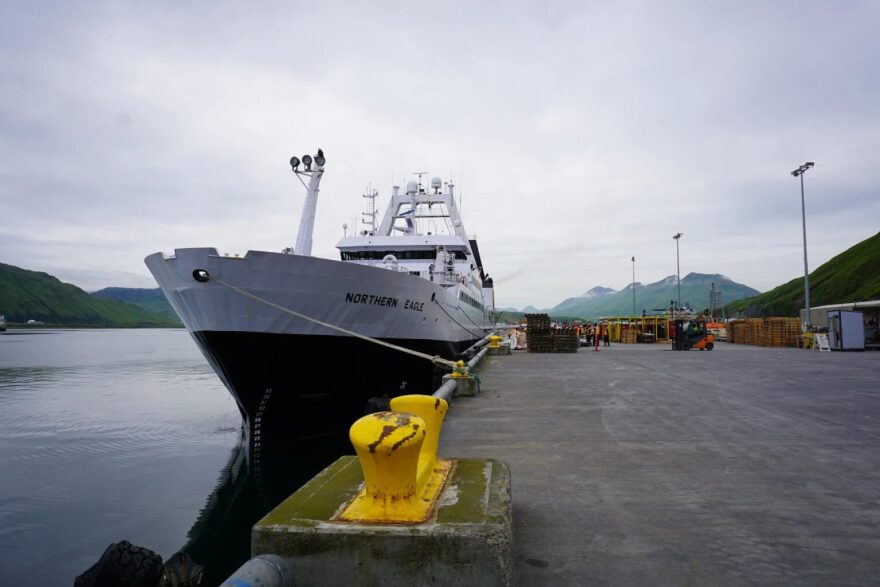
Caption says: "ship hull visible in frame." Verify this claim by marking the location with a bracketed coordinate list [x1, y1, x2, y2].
[145, 248, 490, 447]
[192, 330, 474, 445]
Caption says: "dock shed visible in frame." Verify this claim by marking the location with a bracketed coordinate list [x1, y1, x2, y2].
[801, 300, 880, 349]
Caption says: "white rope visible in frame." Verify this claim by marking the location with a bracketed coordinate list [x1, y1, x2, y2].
[208, 275, 459, 370]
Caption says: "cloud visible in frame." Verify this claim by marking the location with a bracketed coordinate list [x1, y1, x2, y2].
[1, 1, 878, 309]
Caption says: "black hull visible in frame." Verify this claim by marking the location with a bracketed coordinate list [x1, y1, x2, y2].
[191, 331, 477, 448]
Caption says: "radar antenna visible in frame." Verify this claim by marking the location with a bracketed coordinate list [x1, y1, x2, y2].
[412, 171, 428, 193]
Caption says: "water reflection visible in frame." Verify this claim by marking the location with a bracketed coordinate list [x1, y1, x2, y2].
[180, 435, 352, 585]
[0, 329, 355, 584]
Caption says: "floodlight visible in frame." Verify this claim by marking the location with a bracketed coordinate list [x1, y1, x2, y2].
[315, 148, 325, 167]
[302, 154, 313, 170]
[290, 156, 300, 171]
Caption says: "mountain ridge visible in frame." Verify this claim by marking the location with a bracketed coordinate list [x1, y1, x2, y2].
[0, 262, 178, 327]
[725, 231, 880, 317]
[92, 287, 181, 324]
[507, 273, 759, 320]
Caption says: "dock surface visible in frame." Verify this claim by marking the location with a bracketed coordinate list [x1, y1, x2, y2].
[439, 343, 880, 586]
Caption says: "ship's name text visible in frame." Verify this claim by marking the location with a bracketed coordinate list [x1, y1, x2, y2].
[345, 292, 425, 312]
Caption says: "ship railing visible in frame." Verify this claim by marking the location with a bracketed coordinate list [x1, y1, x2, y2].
[432, 331, 496, 402]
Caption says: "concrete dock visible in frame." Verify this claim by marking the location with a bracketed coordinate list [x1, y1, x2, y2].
[439, 343, 880, 585]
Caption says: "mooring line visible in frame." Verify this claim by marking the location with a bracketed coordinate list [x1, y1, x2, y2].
[198, 271, 459, 370]
[457, 301, 490, 331]
[431, 298, 485, 339]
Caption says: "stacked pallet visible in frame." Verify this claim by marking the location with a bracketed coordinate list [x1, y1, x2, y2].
[553, 329, 579, 353]
[620, 329, 638, 344]
[525, 314, 553, 353]
[748, 318, 766, 346]
[726, 317, 801, 348]
[525, 314, 551, 330]
[727, 320, 742, 344]
[524, 314, 578, 353]
[733, 321, 748, 345]
[765, 318, 800, 348]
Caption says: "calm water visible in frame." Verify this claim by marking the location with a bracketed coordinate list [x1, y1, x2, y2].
[0, 329, 348, 585]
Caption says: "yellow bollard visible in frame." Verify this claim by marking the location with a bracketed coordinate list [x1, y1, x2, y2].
[450, 359, 469, 378]
[390, 395, 448, 488]
[339, 396, 453, 524]
[488, 335, 501, 348]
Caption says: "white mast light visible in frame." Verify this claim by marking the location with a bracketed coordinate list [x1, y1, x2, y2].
[292, 148, 325, 256]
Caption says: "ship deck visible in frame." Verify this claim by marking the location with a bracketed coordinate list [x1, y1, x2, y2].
[439, 342, 880, 585]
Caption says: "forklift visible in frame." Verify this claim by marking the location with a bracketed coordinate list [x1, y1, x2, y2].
[672, 318, 714, 351]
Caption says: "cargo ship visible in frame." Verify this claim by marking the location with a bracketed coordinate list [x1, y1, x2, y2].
[145, 151, 494, 445]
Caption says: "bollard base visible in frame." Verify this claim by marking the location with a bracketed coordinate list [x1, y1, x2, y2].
[488, 345, 511, 356]
[253, 456, 512, 587]
[444, 374, 479, 397]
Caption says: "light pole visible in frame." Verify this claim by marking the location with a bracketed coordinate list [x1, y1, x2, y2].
[791, 162, 814, 325]
[631, 256, 636, 317]
[672, 233, 683, 313]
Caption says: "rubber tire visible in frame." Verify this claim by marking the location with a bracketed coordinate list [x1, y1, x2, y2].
[75, 540, 163, 587]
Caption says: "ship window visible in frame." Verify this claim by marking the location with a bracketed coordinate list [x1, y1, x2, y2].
[458, 290, 484, 311]
[340, 249, 468, 261]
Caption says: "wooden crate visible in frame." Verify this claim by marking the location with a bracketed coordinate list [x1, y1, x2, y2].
[620, 330, 638, 344]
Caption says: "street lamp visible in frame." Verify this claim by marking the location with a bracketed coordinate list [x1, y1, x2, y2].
[672, 233, 683, 313]
[791, 162, 814, 325]
[631, 256, 636, 317]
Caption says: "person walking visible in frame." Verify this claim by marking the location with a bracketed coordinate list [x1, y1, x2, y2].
[603, 322, 610, 347]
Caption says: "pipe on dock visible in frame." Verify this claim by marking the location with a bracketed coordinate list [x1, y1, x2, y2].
[433, 346, 489, 402]
[469, 346, 489, 370]
[220, 554, 293, 587]
[433, 378, 457, 402]
[460, 331, 496, 359]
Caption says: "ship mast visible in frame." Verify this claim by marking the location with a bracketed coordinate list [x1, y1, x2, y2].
[361, 186, 378, 236]
[290, 149, 326, 256]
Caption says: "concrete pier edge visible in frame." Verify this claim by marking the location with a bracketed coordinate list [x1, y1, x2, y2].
[252, 456, 513, 586]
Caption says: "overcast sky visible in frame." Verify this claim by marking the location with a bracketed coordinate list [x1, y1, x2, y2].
[2, 1, 878, 309]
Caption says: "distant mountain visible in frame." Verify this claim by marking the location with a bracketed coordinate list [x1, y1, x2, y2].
[726, 231, 880, 317]
[551, 286, 616, 314]
[548, 273, 759, 320]
[522, 305, 541, 313]
[92, 287, 181, 324]
[582, 286, 616, 298]
[0, 263, 178, 327]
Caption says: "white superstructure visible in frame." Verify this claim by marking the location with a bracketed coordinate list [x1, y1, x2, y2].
[145, 150, 494, 443]
[335, 175, 493, 321]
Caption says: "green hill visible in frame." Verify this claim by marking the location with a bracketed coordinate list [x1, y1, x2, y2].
[0, 262, 179, 327]
[549, 273, 759, 320]
[493, 309, 583, 324]
[91, 287, 181, 325]
[725, 231, 880, 317]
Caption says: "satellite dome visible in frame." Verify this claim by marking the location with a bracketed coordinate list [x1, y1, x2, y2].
[405, 180, 419, 194]
[430, 176, 442, 190]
